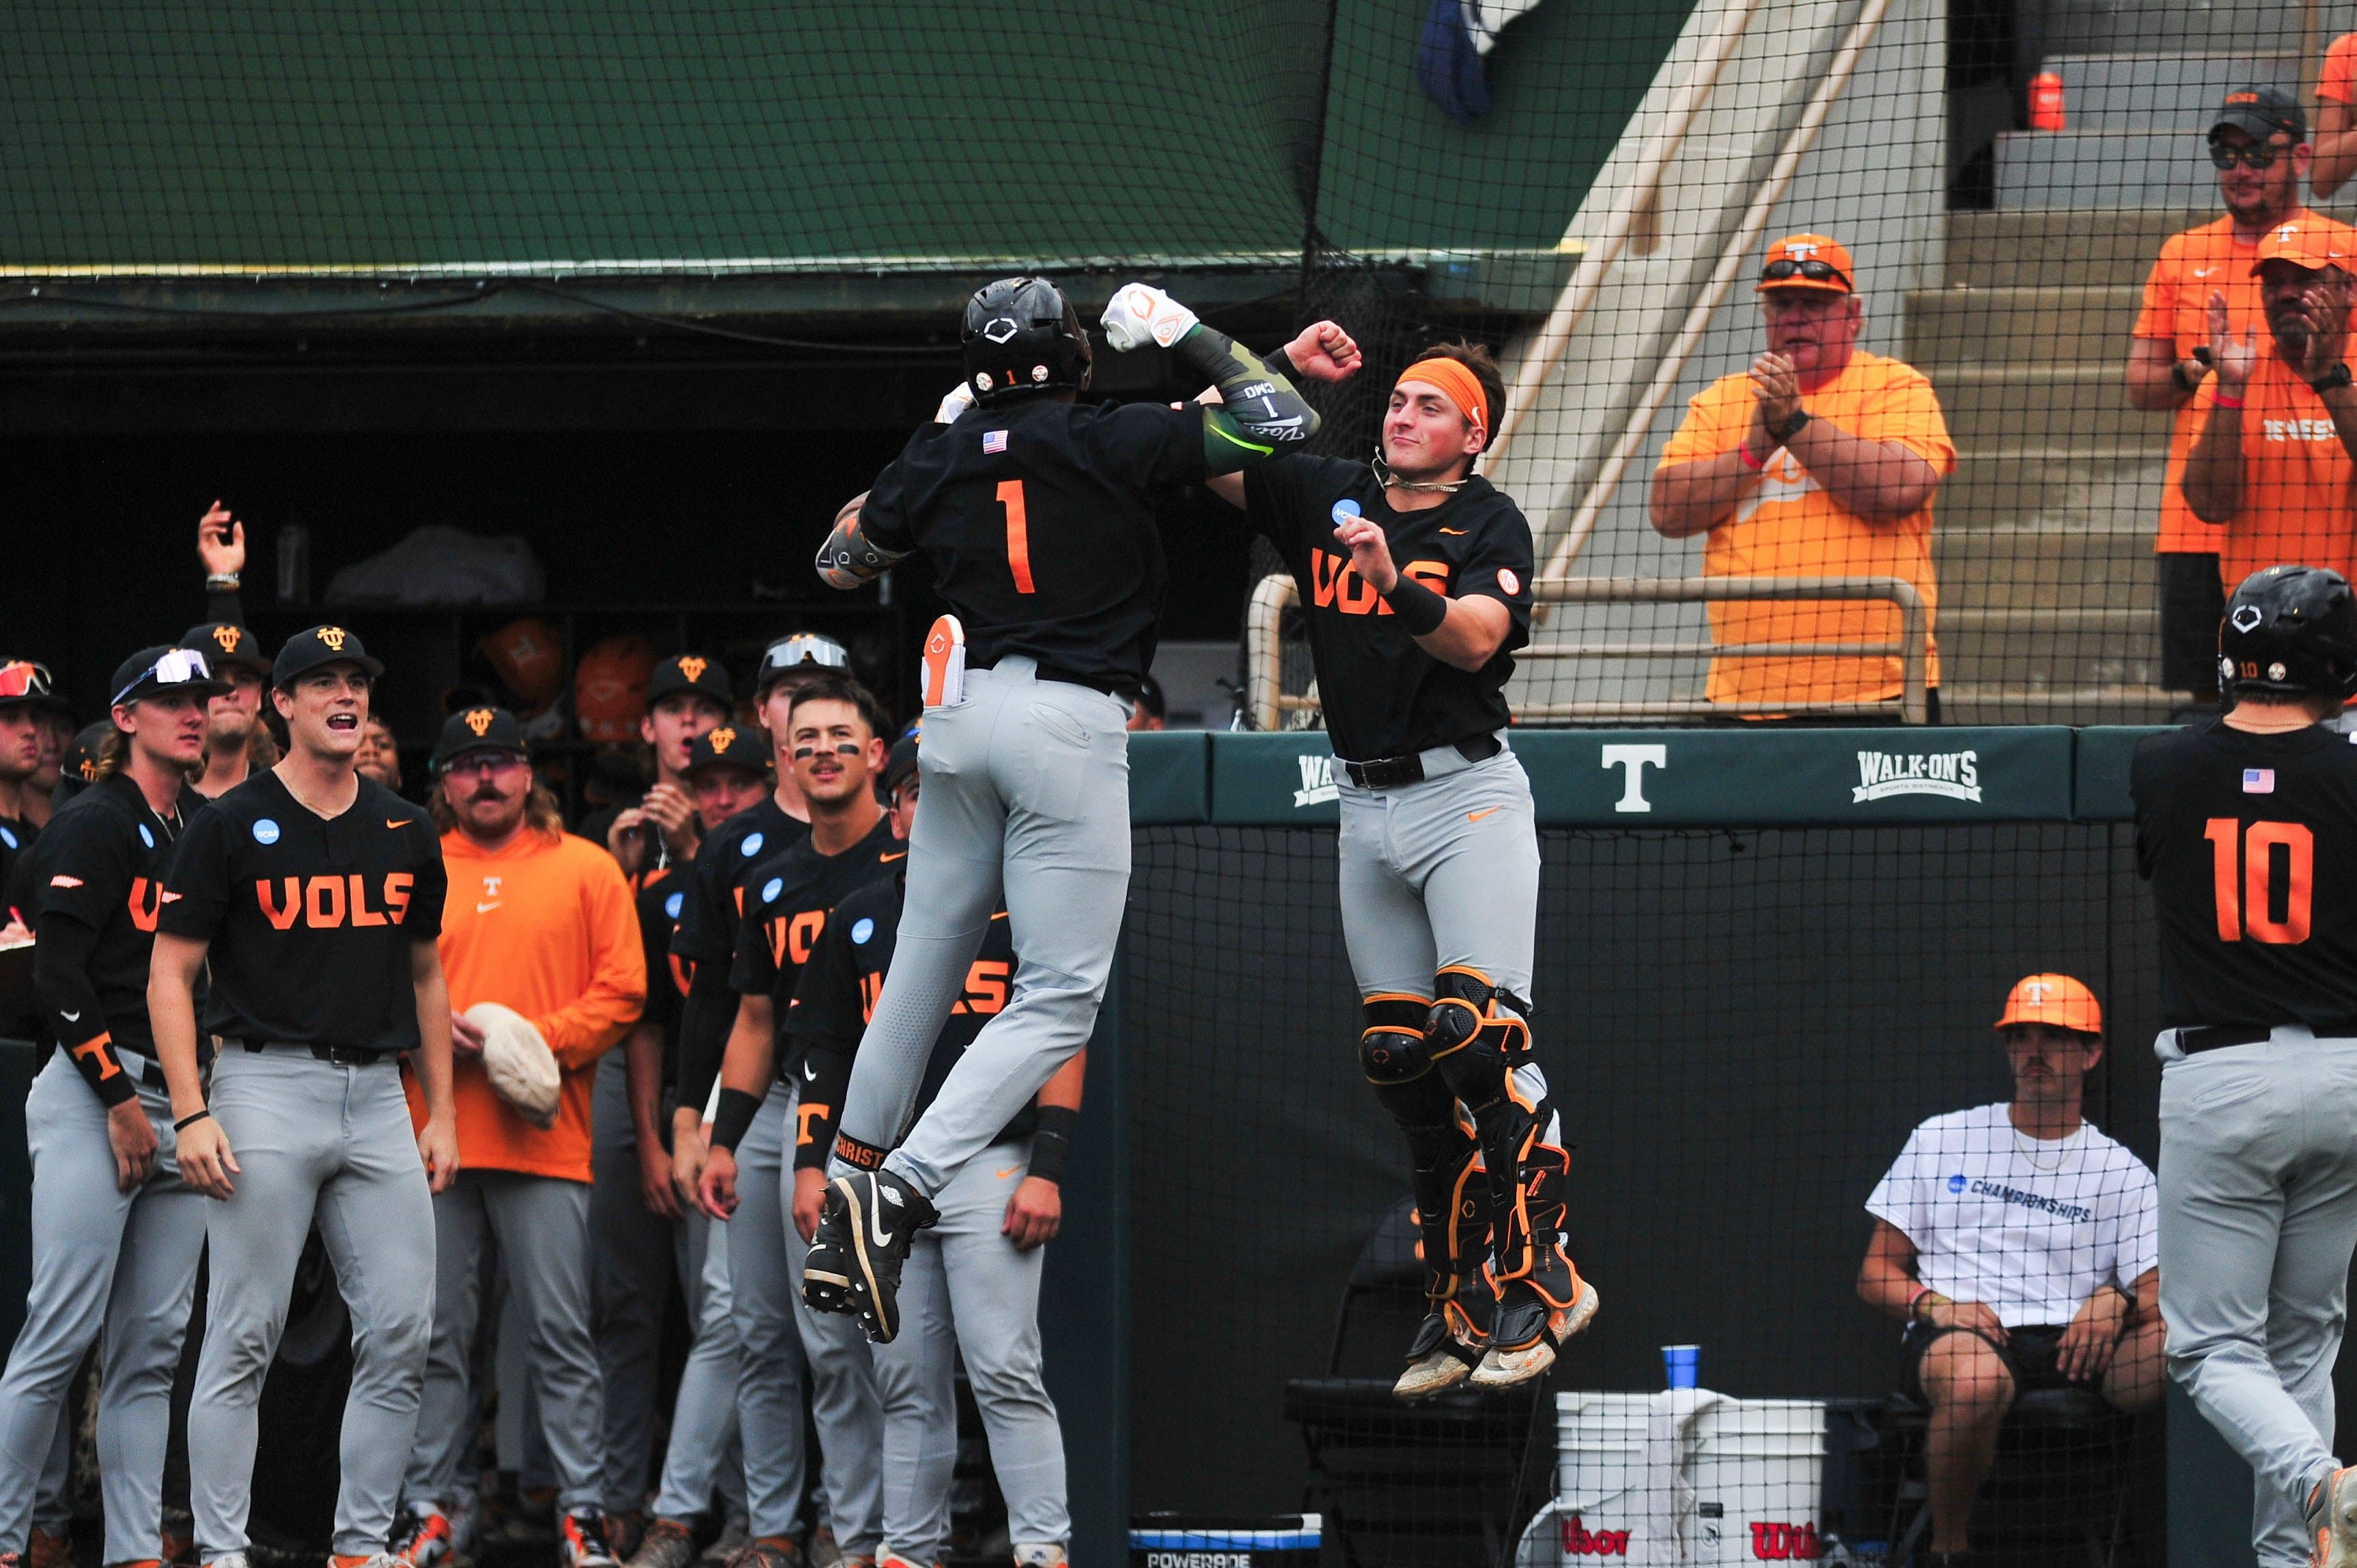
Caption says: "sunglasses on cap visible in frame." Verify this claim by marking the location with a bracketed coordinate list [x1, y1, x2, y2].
[1761, 259, 1851, 288]
[765, 634, 849, 671]
[0, 660, 55, 703]
[2210, 139, 2289, 171]
[111, 649, 217, 708]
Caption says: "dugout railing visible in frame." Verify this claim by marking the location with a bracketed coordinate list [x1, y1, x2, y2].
[1064, 726, 2248, 1567]
[1246, 572, 1935, 731]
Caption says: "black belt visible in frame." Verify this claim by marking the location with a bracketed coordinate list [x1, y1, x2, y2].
[114, 1048, 170, 1091]
[238, 1038, 392, 1067]
[2181, 1021, 2357, 1054]
[1339, 733, 1503, 791]
[1033, 663, 1123, 695]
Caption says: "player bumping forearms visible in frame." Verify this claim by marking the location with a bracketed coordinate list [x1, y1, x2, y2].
[2134, 566, 2357, 1568]
[804, 275, 1330, 1343]
[0, 647, 226, 1568]
[1204, 341, 1596, 1396]
[149, 627, 460, 1568]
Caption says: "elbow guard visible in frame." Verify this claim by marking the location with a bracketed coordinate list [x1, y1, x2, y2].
[1177, 325, 1319, 447]
[814, 493, 907, 591]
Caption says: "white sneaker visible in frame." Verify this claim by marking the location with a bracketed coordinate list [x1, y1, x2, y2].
[1013, 1546, 1068, 1567]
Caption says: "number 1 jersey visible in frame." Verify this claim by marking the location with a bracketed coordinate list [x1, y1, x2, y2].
[860, 397, 1208, 690]
[2133, 718, 2357, 1030]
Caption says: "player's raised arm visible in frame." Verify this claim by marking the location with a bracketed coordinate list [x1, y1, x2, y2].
[1102, 283, 1322, 472]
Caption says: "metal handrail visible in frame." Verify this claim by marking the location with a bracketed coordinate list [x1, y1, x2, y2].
[1245, 572, 1930, 729]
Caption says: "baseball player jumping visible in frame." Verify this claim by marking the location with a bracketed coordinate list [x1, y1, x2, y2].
[150, 626, 460, 1568]
[1204, 336, 1595, 1396]
[0, 647, 226, 1568]
[2134, 565, 2357, 1567]
[805, 275, 1330, 1342]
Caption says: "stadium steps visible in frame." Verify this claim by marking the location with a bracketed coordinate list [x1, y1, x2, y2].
[1914, 207, 2198, 723]
[1993, 53, 2300, 209]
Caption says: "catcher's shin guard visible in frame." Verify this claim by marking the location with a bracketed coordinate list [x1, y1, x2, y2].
[1361, 996, 1490, 1399]
[1428, 967, 1597, 1387]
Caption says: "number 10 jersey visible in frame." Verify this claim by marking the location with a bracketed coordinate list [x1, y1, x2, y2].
[2133, 718, 2357, 1031]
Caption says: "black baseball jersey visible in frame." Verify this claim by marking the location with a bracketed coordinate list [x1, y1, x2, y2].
[669, 798, 807, 969]
[635, 862, 693, 1089]
[0, 812, 38, 925]
[861, 398, 1210, 688]
[729, 814, 902, 1082]
[1245, 455, 1535, 761]
[21, 774, 204, 1101]
[2134, 718, 2357, 1030]
[790, 872, 1025, 1171]
[157, 769, 447, 1054]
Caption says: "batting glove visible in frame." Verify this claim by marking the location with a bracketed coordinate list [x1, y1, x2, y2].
[1102, 282, 1199, 352]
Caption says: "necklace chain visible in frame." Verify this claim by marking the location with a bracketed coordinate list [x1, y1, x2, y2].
[2011, 1118, 2074, 1173]
[1372, 447, 1469, 494]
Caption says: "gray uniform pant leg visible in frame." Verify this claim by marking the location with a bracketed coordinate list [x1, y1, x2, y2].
[876, 1149, 1069, 1562]
[2159, 1035, 2357, 1567]
[0, 1057, 206, 1563]
[785, 1090, 882, 1556]
[840, 661, 1132, 1197]
[590, 1054, 677, 1512]
[410, 1172, 607, 1515]
[652, 1212, 745, 1520]
[872, 1229, 958, 1565]
[725, 1088, 809, 1539]
[190, 1053, 436, 1560]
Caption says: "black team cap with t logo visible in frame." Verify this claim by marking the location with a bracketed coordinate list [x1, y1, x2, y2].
[273, 625, 385, 687]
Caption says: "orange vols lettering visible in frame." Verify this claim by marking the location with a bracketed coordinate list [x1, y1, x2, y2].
[304, 875, 348, 929]
[348, 874, 388, 927]
[787, 910, 827, 966]
[384, 872, 413, 925]
[256, 877, 303, 930]
[1311, 550, 1450, 616]
[126, 877, 161, 933]
[859, 970, 884, 1024]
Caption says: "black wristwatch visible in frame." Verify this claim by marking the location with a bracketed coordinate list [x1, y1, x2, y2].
[1768, 407, 1811, 445]
[2314, 362, 2354, 395]
[2171, 359, 2203, 394]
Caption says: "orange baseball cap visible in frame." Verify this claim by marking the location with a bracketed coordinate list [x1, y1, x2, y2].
[2253, 217, 2357, 275]
[1757, 234, 1854, 294]
[1994, 973, 2102, 1036]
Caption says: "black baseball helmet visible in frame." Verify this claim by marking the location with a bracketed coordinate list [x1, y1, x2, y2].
[962, 276, 1091, 406]
[2219, 565, 2357, 701]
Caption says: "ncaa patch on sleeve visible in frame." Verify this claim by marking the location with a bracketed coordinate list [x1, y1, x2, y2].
[2244, 768, 2276, 794]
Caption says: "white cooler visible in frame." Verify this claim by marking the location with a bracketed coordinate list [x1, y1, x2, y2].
[1522, 1391, 1826, 1565]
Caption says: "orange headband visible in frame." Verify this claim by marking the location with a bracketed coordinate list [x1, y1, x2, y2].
[1396, 358, 1490, 434]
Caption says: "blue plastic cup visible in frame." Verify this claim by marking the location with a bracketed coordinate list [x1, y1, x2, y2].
[1662, 1344, 1699, 1389]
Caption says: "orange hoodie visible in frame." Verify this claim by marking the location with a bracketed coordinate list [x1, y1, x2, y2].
[407, 828, 645, 1182]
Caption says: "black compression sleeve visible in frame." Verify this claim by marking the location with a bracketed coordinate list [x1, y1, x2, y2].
[32, 917, 135, 1107]
[1177, 325, 1319, 469]
[1027, 1103, 1080, 1186]
[204, 586, 247, 626]
[710, 1087, 763, 1155]
[675, 960, 738, 1121]
[794, 1047, 855, 1171]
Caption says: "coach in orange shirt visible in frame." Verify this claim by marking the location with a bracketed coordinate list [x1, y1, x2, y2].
[398, 707, 645, 1568]
[2128, 87, 2317, 692]
[1651, 233, 1955, 717]
[2182, 219, 2357, 592]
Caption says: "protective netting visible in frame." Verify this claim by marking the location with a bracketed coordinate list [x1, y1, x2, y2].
[1126, 824, 2175, 1566]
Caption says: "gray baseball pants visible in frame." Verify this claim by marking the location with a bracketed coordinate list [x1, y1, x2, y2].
[189, 1049, 436, 1559]
[590, 1052, 680, 1512]
[833, 658, 1130, 1198]
[406, 1170, 606, 1515]
[0, 1053, 207, 1563]
[725, 1087, 811, 1539]
[650, 1209, 745, 1521]
[2158, 1028, 2357, 1566]
[870, 1145, 1068, 1563]
[781, 1088, 881, 1556]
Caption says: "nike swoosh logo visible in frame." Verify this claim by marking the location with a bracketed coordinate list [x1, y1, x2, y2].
[881, 851, 907, 863]
[387, 819, 409, 830]
[804, 1061, 818, 1080]
[1440, 527, 1468, 535]
[869, 1201, 896, 1250]
[59, 1009, 79, 1022]
[995, 1166, 1021, 1180]
[2193, 268, 2217, 277]
[1468, 807, 1501, 822]
[477, 901, 502, 913]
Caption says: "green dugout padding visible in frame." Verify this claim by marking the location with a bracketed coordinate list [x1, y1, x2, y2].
[1128, 727, 2173, 826]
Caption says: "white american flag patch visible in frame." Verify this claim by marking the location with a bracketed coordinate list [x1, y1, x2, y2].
[982, 430, 1008, 454]
[2244, 768, 2276, 794]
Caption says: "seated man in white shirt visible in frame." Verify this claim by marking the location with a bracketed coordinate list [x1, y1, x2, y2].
[1856, 974, 2164, 1568]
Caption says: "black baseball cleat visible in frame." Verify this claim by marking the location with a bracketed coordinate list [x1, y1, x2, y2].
[803, 1185, 858, 1317]
[818, 1167, 937, 1343]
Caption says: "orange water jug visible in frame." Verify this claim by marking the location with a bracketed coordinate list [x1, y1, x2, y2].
[2029, 70, 2065, 130]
